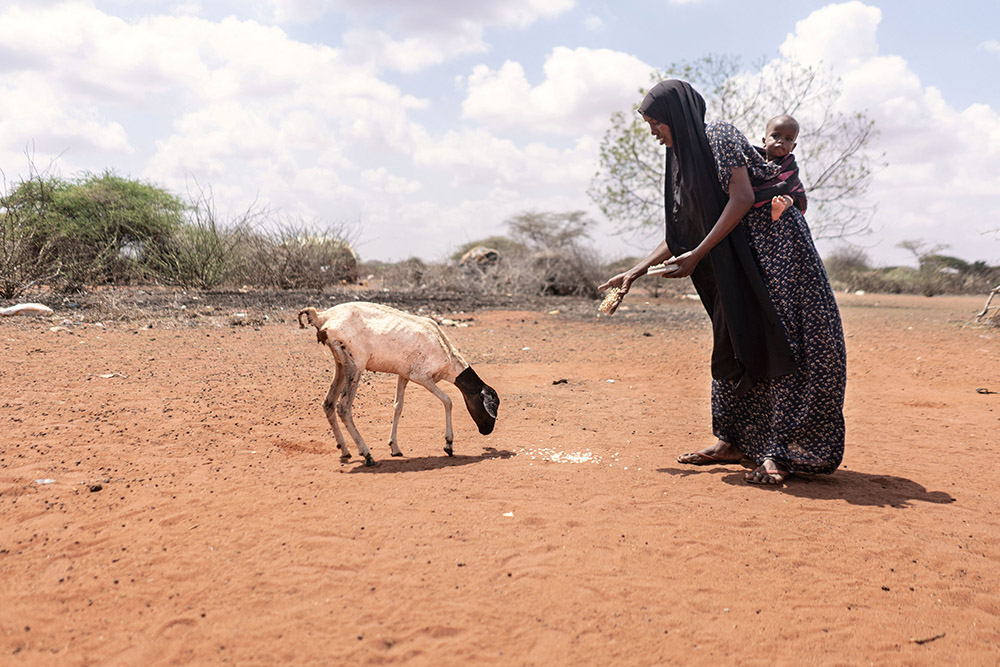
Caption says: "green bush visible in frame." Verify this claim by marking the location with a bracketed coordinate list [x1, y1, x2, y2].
[51, 172, 183, 285]
[1, 170, 185, 292]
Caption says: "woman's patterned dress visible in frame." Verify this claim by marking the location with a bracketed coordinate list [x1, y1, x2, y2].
[705, 121, 846, 474]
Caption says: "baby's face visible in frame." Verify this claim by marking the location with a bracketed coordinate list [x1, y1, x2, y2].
[763, 120, 798, 160]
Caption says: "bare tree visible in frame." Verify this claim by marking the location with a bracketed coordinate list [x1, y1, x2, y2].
[505, 210, 603, 298]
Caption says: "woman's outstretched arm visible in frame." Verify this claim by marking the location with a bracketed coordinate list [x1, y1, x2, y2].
[598, 239, 673, 292]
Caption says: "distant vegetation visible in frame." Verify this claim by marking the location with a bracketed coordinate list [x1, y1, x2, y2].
[0, 166, 358, 299]
[2, 166, 997, 318]
[823, 243, 1000, 298]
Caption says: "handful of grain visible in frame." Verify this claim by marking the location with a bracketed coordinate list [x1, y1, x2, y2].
[598, 287, 625, 315]
[599, 262, 679, 316]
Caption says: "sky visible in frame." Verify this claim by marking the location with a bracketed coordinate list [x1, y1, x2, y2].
[1, 0, 998, 267]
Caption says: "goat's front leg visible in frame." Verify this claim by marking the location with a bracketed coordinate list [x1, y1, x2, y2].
[411, 376, 454, 456]
[331, 345, 375, 466]
[388, 376, 406, 457]
[322, 359, 351, 461]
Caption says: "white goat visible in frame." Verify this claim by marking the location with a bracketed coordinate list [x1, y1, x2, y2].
[298, 302, 500, 466]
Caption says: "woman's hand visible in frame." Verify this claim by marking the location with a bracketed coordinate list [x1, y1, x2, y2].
[598, 268, 643, 294]
[599, 239, 673, 294]
[665, 250, 702, 278]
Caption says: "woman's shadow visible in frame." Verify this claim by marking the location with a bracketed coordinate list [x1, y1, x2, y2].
[661, 466, 955, 507]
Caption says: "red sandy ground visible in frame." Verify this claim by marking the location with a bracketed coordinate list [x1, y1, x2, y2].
[1, 292, 998, 665]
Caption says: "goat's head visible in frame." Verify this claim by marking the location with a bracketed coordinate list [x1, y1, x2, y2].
[455, 366, 499, 435]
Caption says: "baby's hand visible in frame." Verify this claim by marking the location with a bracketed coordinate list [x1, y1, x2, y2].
[770, 195, 793, 221]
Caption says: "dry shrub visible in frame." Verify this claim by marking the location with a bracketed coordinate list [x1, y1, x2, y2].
[79, 288, 155, 323]
[238, 218, 359, 289]
[361, 252, 600, 299]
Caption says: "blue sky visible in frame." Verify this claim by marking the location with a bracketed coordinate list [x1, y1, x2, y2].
[1, 0, 998, 266]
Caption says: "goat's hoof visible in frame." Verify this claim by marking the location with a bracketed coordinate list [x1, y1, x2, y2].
[364, 453, 376, 467]
[340, 453, 351, 461]
[391, 451, 403, 457]
[443, 445, 453, 457]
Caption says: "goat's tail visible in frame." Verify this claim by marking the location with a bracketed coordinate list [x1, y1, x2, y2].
[298, 307, 331, 345]
[297, 307, 321, 330]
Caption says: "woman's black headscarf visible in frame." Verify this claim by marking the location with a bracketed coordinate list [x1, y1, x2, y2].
[638, 79, 795, 393]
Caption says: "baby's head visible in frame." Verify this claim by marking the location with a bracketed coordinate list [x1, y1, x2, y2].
[762, 114, 799, 161]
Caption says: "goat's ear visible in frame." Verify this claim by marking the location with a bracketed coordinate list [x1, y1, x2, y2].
[482, 386, 499, 419]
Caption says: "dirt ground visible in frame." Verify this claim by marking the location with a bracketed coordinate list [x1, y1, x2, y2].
[1, 288, 998, 665]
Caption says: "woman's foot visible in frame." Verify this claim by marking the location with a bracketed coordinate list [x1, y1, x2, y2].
[677, 439, 744, 465]
[744, 458, 789, 485]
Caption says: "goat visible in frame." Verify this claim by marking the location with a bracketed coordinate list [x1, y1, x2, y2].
[298, 302, 500, 466]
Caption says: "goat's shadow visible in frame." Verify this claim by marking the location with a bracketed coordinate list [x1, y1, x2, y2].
[658, 465, 955, 508]
[346, 447, 516, 474]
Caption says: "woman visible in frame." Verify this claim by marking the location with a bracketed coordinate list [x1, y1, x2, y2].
[600, 80, 846, 485]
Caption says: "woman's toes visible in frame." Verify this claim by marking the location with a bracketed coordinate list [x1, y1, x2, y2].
[745, 461, 787, 485]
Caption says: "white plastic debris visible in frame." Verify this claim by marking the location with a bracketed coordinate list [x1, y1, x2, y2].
[34, 478, 55, 485]
[1, 303, 53, 317]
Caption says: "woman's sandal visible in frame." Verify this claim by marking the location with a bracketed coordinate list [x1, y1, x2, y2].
[676, 451, 745, 465]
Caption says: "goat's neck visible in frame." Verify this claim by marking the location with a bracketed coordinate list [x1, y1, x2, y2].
[453, 366, 483, 394]
[442, 353, 469, 384]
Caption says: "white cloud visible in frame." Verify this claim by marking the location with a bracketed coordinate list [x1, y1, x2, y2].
[0, 71, 132, 156]
[583, 15, 603, 31]
[779, 2, 1000, 263]
[265, 0, 330, 24]
[171, 1, 202, 17]
[779, 1, 881, 72]
[274, 0, 576, 73]
[461, 46, 652, 134]
[0, 4, 425, 156]
[360, 167, 422, 195]
[340, 27, 488, 73]
[413, 126, 596, 190]
[979, 40, 1000, 55]
[264, 0, 574, 29]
